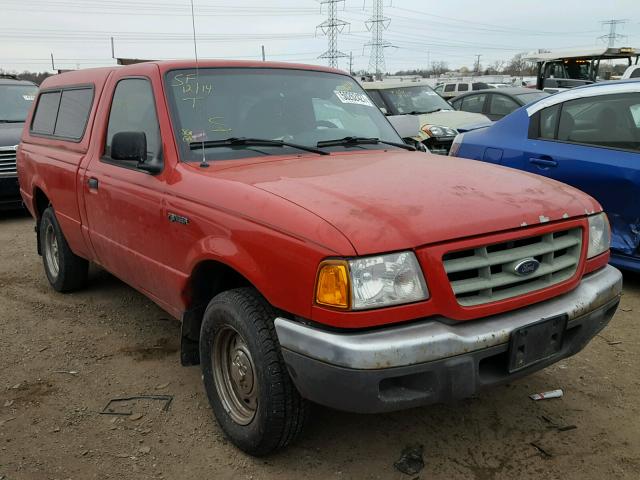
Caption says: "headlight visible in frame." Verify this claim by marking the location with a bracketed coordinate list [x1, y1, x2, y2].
[350, 252, 429, 309]
[421, 124, 458, 138]
[315, 252, 429, 310]
[587, 212, 610, 258]
[449, 132, 465, 156]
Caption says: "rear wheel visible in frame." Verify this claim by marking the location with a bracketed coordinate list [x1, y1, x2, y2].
[39, 206, 88, 292]
[200, 288, 308, 455]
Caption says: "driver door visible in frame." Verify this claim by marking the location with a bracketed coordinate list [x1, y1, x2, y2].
[82, 67, 175, 305]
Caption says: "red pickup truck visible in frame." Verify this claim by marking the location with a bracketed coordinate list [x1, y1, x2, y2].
[18, 60, 622, 455]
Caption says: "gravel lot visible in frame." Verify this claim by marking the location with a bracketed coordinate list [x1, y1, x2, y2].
[1, 211, 639, 480]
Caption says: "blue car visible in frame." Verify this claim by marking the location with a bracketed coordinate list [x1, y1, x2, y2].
[450, 80, 640, 272]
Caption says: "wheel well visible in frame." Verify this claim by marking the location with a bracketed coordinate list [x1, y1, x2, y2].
[34, 188, 50, 219]
[33, 188, 51, 255]
[180, 260, 252, 366]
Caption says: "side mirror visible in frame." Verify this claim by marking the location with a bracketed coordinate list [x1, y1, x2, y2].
[111, 131, 162, 174]
[111, 131, 147, 162]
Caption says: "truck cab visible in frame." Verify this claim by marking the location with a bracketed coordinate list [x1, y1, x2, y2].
[526, 47, 640, 92]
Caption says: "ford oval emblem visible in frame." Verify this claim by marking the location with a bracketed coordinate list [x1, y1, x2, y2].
[514, 258, 540, 276]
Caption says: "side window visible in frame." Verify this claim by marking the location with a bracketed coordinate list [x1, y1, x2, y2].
[630, 104, 640, 128]
[434, 84, 444, 94]
[457, 83, 469, 92]
[538, 104, 560, 139]
[460, 94, 486, 114]
[106, 79, 161, 160]
[366, 90, 388, 111]
[53, 88, 93, 139]
[489, 95, 520, 117]
[557, 93, 640, 150]
[444, 84, 456, 93]
[450, 98, 461, 110]
[31, 91, 61, 135]
[631, 68, 640, 79]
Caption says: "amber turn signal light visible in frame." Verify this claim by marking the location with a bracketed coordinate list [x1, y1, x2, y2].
[315, 260, 350, 309]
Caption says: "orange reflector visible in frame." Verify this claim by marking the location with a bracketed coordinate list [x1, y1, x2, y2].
[315, 261, 350, 309]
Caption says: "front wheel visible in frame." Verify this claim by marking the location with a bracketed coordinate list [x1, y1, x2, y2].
[200, 288, 308, 455]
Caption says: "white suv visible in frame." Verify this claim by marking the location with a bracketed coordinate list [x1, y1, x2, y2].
[435, 81, 491, 99]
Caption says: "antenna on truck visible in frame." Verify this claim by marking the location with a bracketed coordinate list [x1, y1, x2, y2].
[190, 0, 209, 168]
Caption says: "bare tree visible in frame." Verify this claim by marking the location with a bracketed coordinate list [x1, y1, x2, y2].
[504, 54, 535, 77]
[484, 60, 505, 75]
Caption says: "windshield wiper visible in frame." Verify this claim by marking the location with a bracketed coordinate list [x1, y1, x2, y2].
[407, 108, 450, 115]
[0, 120, 24, 123]
[189, 137, 328, 155]
[316, 136, 415, 151]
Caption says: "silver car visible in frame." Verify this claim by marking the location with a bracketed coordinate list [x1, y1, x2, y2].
[363, 81, 491, 154]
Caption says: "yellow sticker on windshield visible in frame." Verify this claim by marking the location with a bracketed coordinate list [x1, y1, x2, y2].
[181, 129, 194, 143]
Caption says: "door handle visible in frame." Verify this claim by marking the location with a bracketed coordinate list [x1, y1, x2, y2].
[529, 157, 558, 168]
[88, 177, 99, 189]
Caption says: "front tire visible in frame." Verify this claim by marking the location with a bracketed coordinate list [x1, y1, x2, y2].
[200, 288, 308, 456]
[39, 206, 88, 292]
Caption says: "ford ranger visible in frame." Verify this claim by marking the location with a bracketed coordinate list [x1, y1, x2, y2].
[17, 60, 622, 456]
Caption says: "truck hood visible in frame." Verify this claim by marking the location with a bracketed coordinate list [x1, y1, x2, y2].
[0, 122, 24, 147]
[388, 110, 491, 139]
[213, 151, 600, 255]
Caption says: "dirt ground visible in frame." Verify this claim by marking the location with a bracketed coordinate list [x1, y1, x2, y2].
[0, 210, 638, 480]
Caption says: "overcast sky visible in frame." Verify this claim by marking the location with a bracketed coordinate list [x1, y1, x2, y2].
[1, 0, 639, 73]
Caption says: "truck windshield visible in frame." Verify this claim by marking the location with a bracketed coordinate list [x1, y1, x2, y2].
[0, 84, 37, 122]
[164, 68, 403, 161]
[379, 85, 453, 114]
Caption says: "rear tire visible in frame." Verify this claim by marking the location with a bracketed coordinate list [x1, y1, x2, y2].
[39, 206, 89, 292]
[200, 288, 308, 456]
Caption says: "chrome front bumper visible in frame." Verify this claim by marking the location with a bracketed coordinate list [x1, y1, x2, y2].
[274, 265, 622, 412]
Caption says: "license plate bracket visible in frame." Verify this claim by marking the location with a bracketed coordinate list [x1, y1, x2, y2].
[508, 314, 567, 373]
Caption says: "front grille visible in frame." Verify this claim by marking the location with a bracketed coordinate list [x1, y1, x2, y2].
[423, 138, 453, 155]
[0, 146, 17, 178]
[443, 227, 582, 306]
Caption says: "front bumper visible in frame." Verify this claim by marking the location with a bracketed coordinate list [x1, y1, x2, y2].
[275, 265, 622, 413]
[0, 176, 22, 210]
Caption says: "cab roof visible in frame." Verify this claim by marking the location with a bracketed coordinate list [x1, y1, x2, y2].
[361, 80, 434, 90]
[40, 60, 348, 89]
[524, 47, 639, 62]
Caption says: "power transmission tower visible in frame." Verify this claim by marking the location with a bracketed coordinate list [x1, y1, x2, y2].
[317, 0, 349, 68]
[599, 19, 628, 47]
[474, 54, 482, 74]
[364, 0, 392, 79]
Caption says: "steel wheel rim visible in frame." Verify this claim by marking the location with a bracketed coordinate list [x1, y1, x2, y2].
[44, 223, 60, 279]
[212, 326, 258, 425]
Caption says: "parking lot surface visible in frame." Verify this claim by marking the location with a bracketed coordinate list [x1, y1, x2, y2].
[1, 211, 639, 480]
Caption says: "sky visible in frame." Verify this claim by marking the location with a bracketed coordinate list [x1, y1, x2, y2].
[1, 0, 639, 74]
